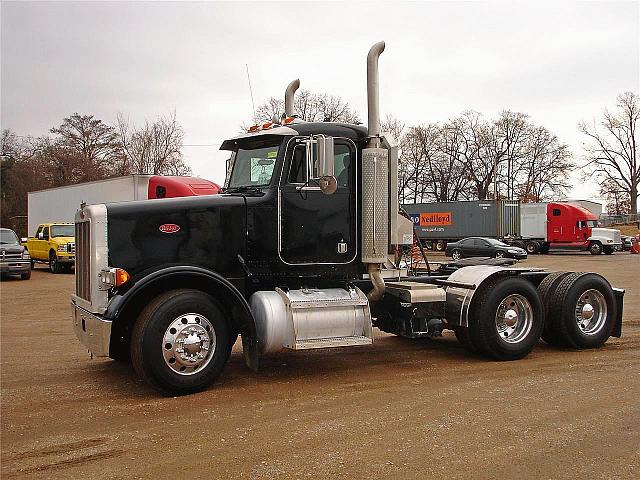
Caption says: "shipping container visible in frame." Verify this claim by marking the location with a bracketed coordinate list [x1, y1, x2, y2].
[403, 201, 520, 243]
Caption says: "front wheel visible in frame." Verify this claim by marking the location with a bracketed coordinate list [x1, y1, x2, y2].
[131, 289, 232, 395]
[20, 270, 31, 280]
[451, 248, 463, 261]
[468, 277, 544, 360]
[49, 253, 63, 274]
[495, 251, 505, 259]
[589, 242, 603, 255]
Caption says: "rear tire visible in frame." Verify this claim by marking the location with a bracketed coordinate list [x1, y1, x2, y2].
[536, 271, 571, 345]
[468, 277, 544, 360]
[453, 327, 478, 354]
[131, 289, 232, 395]
[525, 241, 540, 254]
[547, 273, 616, 349]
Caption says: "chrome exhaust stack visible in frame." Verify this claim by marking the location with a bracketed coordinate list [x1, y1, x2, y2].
[284, 79, 300, 117]
[362, 41, 389, 301]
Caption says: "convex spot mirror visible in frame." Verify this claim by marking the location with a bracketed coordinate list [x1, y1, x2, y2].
[38, 232, 44, 240]
[314, 135, 336, 195]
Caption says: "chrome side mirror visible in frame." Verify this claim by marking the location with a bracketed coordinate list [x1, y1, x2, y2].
[38, 232, 44, 240]
[315, 135, 336, 195]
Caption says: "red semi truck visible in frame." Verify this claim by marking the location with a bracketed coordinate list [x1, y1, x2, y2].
[405, 201, 622, 255]
[515, 202, 621, 254]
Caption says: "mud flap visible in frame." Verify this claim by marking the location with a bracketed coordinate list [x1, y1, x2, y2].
[242, 335, 260, 372]
[612, 288, 625, 338]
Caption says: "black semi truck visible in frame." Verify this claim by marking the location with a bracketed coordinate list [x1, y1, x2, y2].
[72, 42, 624, 395]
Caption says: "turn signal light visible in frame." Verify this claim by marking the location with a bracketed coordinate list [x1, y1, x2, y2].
[114, 268, 130, 287]
[99, 267, 131, 289]
[262, 122, 273, 130]
[248, 125, 259, 132]
[284, 117, 295, 124]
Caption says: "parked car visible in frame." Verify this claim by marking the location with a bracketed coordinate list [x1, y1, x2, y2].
[445, 237, 528, 261]
[0, 228, 31, 280]
[620, 235, 632, 251]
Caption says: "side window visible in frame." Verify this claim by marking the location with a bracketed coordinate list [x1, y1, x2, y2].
[287, 138, 353, 188]
[552, 208, 561, 216]
[42, 226, 49, 240]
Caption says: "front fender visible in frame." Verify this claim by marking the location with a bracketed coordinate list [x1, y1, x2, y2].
[104, 265, 258, 362]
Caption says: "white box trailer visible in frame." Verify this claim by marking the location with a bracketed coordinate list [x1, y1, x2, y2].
[27, 175, 220, 236]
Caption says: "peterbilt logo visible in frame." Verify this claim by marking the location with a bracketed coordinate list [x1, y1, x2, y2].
[159, 224, 180, 234]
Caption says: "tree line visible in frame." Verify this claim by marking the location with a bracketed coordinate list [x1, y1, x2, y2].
[1, 90, 637, 232]
[1, 112, 191, 229]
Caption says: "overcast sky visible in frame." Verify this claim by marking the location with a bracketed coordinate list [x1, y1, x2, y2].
[2, 1, 638, 201]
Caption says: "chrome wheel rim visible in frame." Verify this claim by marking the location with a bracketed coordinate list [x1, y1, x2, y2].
[575, 289, 607, 335]
[496, 251, 504, 258]
[452, 250, 461, 260]
[162, 313, 216, 375]
[495, 294, 533, 344]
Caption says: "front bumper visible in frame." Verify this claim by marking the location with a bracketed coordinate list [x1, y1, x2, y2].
[57, 255, 75, 263]
[0, 260, 31, 274]
[71, 301, 111, 357]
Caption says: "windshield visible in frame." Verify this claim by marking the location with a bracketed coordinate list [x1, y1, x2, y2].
[486, 238, 508, 246]
[0, 230, 19, 245]
[51, 225, 74, 238]
[227, 142, 280, 189]
[586, 220, 599, 228]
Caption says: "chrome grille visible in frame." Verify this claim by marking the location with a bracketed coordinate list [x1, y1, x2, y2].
[2, 253, 22, 260]
[67, 242, 76, 254]
[75, 222, 91, 301]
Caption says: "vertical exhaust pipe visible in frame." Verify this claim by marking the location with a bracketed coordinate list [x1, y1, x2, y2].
[285, 79, 300, 118]
[367, 41, 385, 144]
[363, 41, 388, 302]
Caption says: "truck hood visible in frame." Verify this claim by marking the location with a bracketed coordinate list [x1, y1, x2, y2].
[0, 245, 25, 255]
[105, 194, 248, 278]
[51, 236, 75, 244]
[591, 228, 622, 243]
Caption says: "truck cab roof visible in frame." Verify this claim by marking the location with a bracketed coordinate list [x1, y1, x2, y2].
[220, 122, 369, 151]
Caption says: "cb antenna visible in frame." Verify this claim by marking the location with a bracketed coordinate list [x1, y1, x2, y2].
[245, 64, 256, 122]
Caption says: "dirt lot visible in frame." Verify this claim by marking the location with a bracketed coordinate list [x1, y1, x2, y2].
[1, 253, 639, 479]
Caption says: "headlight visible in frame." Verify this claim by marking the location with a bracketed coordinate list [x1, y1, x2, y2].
[22, 251, 30, 259]
[606, 239, 613, 243]
[57, 244, 67, 252]
[507, 249, 519, 254]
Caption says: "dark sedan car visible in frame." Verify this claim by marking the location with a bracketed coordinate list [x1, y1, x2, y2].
[445, 237, 527, 261]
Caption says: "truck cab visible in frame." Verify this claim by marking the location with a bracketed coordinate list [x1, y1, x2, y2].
[546, 203, 621, 254]
[70, 42, 624, 395]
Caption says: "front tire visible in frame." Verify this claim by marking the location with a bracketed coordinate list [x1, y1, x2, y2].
[49, 252, 63, 274]
[495, 251, 505, 259]
[451, 248, 463, 261]
[589, 242, 603, 255]
[468, 277, 544, 360]
[131, 289, 232, 395]
[20, 270, 31, 280]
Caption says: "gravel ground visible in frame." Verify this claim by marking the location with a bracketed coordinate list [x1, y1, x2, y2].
[1, 252, 639, 479]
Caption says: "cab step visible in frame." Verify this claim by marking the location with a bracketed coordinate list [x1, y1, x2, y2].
[293, 335, 373, 350]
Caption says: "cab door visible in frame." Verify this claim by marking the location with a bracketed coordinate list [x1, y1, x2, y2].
[32, 225, 45, 259]
[279, 136, 357, 265]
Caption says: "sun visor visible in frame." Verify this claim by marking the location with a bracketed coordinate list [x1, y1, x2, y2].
[220, 126, 299, 151]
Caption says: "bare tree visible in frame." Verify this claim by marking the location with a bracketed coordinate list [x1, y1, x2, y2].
[118, 111, 191, 176]
[50, 113, 125, 181]
[247, 89, 360, 127]
[580, 91, 639, 213]
[517, 126, 573, 201]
